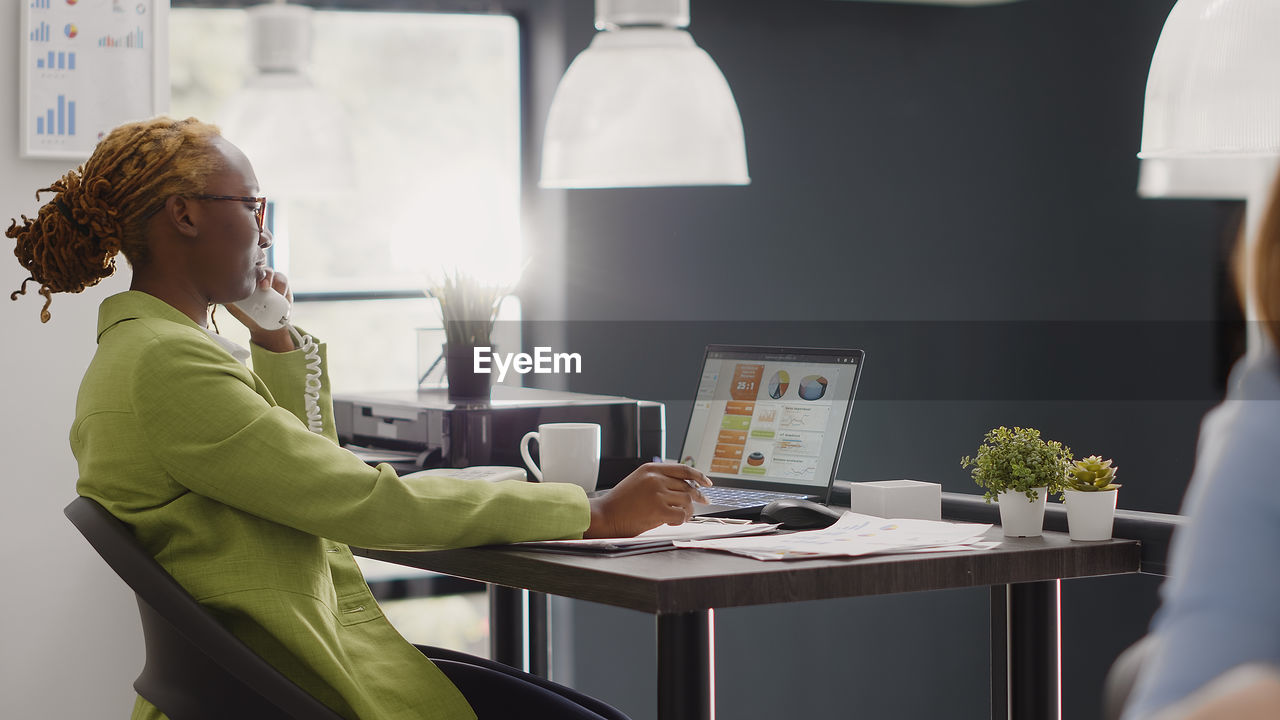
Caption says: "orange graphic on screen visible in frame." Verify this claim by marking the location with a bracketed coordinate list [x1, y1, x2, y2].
[717, 429, 747, 444]
[711, 458, 741, 474]
[725, 401, 754, 416]
[713, 444, 744, 461]
[729, 363, 764, 401]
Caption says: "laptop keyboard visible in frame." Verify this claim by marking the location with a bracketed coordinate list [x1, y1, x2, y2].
[700, 486, 812, 509]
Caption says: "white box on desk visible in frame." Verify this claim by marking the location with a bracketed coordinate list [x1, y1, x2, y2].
[848, 480, 941, 520]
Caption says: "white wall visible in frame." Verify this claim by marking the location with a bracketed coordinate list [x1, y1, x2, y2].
[1, 2, 142, 715]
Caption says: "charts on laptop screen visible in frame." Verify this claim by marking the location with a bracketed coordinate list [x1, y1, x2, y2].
[680, 346, 863, 492]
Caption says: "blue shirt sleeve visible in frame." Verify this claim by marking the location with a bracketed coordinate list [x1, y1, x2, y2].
[1122, 354, 1280, 719]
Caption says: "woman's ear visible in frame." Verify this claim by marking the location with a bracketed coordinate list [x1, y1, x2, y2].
[164, 195, 199, 239]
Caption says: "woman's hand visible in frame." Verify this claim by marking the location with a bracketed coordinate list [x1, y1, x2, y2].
[225, 268, 295, 353]
[583, 463, 713, 538]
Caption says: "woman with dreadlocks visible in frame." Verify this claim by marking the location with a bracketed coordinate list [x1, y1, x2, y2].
[8, 117, 710, 720]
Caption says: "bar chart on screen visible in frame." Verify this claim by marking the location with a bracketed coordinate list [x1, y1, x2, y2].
[21, 0, 162, 158]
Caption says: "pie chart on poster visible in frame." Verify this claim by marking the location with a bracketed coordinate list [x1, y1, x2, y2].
[768, 370, 790, 399]
[746, 451, 765, 466]
[798, 375, 828, 401]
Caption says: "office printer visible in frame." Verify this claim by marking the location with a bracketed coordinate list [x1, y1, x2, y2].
[334, 386, 665, 489]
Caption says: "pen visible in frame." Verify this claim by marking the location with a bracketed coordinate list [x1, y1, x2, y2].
[688, 516, 752, 525]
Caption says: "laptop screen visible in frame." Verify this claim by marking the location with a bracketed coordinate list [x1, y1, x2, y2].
[679, 345, 865, 496]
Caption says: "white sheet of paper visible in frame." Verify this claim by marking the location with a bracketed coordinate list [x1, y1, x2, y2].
[673, 512, 993, 561]
[513, 520, 779, 552]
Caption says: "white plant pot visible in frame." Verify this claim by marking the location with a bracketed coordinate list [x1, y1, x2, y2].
[997, 488, 1048, 537]
[1064, 488, 1118, 541]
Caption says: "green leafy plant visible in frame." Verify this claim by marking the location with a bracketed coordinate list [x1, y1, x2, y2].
[961, 426, 1073, 503]
[427, 269, 514, 349]
[1065, 455, 1120, 493]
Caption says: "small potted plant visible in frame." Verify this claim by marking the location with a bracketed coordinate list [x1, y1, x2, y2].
[1061, 455, 1120, 542]
[961, 426, 1072, 537]
[427, 269, 512, 402]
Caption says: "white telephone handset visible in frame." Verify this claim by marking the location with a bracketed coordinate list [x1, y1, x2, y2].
[232, 286, 291, 330]
[228, 286, 324, 435]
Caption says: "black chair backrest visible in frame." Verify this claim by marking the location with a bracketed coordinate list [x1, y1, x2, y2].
[64, 496, 346, 720]
[1103, 634, 1158, 720]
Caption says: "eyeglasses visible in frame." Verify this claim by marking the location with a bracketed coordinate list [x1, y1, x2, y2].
[192, 194, 268, 232]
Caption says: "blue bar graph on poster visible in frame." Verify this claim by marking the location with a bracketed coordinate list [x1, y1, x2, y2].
[31, 22, 50, 42]
[37, 58, 44, 69]
[31, 0, 51, 8]
[48, 51, 55, 68]
[69, 52, 75, 70]
[57, 52, 64, 70]
[34, 99, 74, 136]
[34, 96, 78, 137]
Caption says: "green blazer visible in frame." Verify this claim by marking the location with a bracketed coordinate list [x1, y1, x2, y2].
[72, 291, 590, 720]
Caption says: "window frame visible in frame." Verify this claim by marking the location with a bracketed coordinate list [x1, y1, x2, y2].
[171, 0, 542, 306]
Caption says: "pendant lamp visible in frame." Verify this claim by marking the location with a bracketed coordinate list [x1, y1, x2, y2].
[217, 0, 355, 196]
[540, 0, 749, 189]
[1138, 0, 1280, 351]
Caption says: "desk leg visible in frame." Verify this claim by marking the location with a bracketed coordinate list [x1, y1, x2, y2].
[488, 585, 552, 679]
[489, 585, 522, 670]
[991, 581, 1061, 720]
[528, 591, 549, 678]
[657, 610, 712, 720]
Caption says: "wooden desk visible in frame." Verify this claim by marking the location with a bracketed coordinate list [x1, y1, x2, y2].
[360, 528, 1139, 720]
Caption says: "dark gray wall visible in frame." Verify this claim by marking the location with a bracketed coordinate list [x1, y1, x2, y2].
[524, 0, 1232, 718]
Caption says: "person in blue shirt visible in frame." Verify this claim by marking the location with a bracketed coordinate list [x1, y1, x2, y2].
[1122, 173, 1280, 720]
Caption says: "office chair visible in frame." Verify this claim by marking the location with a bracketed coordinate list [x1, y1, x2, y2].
[1103, 635, 1158, 720]
[64, 496, 347, 720]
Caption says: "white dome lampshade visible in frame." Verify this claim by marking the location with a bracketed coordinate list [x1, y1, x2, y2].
[1140, 0, 1280, 162]
[218, 1, 356, 197]
[540, 0, 749, 189]
[1138, 0, 1280, 199]
[1138, 0, 1280, 352]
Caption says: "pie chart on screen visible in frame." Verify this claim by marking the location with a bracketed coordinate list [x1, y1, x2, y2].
[767, 370, 790, 399]
[798, 375, 828, 401]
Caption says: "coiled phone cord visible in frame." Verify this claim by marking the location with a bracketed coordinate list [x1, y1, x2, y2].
[287, 326, 325, 435]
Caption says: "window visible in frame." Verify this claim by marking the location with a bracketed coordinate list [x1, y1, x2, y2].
[170, 8, 522, 391]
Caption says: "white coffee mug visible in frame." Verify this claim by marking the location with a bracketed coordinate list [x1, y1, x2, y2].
[519, 423, 601, 492]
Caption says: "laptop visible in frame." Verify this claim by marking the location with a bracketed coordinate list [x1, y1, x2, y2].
[679, 345, 865, 518]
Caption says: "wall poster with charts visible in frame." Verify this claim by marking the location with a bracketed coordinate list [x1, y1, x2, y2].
[19, 0, 169, 160]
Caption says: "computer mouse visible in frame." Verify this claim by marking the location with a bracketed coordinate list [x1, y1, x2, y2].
[759, 498, 843, 530]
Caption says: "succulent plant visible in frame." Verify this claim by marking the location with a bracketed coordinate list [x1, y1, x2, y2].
[1066, 455, 1119, 492]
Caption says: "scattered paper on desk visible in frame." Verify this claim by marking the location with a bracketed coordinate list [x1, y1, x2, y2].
[673, 512, 993, 561]
[513, 521, 779, 554]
